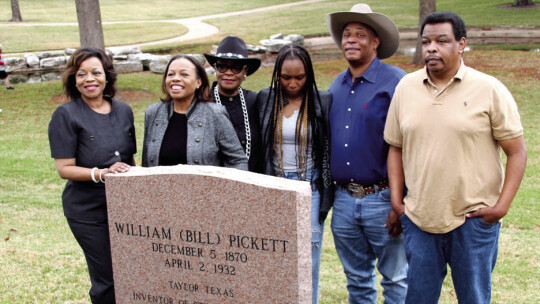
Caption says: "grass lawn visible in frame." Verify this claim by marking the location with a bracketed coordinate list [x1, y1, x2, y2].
[0, 22, 188, 53]
[0, 48, 538, 303]
[1, 0, 539, 53]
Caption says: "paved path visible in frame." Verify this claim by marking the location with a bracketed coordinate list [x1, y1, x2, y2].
[3, 0, 326, 55]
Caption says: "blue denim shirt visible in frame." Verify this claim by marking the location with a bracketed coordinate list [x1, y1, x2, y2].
[329, 57, 405, 185]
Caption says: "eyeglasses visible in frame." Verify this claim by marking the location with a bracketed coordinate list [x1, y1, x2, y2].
[214, 63, 247, 74]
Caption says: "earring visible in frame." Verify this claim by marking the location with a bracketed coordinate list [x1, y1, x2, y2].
[243, 75, 247, 80]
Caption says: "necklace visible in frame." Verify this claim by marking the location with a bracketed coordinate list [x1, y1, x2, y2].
[213, 85, 251, 159]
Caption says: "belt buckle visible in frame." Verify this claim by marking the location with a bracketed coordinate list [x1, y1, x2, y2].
[347, 183, 366, 199]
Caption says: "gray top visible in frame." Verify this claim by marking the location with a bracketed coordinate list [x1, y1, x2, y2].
[142, 99, 248, 170]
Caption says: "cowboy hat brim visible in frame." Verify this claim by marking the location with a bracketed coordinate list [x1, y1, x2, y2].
[327, 11, 400, 59]
[204, 53, 261, 76]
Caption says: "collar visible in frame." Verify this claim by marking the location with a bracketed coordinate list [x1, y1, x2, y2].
[423, 59, 467, 85]
[341, 57, 381, 85]
[167, 98, 199, 120]
[211, 81, 240, 99]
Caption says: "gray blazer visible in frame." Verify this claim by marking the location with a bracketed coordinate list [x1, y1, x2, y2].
[142, 99, 248, 170]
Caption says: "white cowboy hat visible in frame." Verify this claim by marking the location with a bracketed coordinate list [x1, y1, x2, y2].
[327, 3, 400, 59]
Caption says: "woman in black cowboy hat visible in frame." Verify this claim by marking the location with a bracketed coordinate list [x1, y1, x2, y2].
[204, 36, 262, 172]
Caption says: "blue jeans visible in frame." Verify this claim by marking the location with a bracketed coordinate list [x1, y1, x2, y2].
[401, 214, 500, 304]
[331, 185, 407, 304]
[282, 170, 324, 304]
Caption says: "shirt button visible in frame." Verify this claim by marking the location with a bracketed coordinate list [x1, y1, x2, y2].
[344, 144, 348, 147]
[194, 160, 199, 164]
[114, 151, 119, 156]
[198, 123, 203, 127]
[351, 90, 354, 94]
[195, 138, 201, 143]
[348, 108, 351, 112]
[350, 178, 354, 182]
[241, 140, 246, 144]
[346, 162, 350, 166]
[345, 125, 349, 129]
[155, 123, 159, 126]
[152, 139, 155, 142]
[229, 97, 233, 102]
[360, 80, 363, 84]
[150, 158, 154, 162]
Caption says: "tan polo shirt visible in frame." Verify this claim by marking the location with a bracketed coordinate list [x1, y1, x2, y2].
[384, 61, 523, 233]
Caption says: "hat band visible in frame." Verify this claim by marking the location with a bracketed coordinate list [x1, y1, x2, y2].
[216, 52, 246, 59]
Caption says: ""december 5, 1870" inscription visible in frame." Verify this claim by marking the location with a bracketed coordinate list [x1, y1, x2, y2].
[105, 165, 312, 303]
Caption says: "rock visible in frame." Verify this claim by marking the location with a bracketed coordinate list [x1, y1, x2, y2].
[284, 34, 304, 45]
[113, 61, 144, 74]
[24, 54, 40, 68]
[260, 39, 292, 53]
[7, 74, 28, 84]
[41, 71, 62, 82]
[113, 55, 129, 61]
[186, 53, 206, 66]
[65, 48, 77, 55]
[26, 73, 42, 84]
[149, 55, 172, 74]
[270, 33, 284, 40]
[5, 57, 26, 72]
[38, 52, 64, 59]
[247, 44, 266, 53]
[40, 56, 67, 68]
[128, 53, 154, 70]
[107, 46, 142, 56]
[205, 66, 215, 75]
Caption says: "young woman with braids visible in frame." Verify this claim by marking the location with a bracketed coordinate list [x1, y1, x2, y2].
[257, 44, 333, 304]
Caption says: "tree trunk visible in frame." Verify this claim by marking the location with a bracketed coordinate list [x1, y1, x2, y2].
[410, 0, 436, 64]
[513, 0, 534, 6]
[75, 0, 105, 50]
[10, 0, 23, 22]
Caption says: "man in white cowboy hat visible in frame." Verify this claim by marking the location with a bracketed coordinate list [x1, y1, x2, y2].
[327, 4, 408, 303]
[384, 11, 527, 303]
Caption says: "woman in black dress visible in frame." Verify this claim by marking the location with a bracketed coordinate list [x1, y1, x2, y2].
[204, 36, 262, 172]
[49, 48, 136, 303]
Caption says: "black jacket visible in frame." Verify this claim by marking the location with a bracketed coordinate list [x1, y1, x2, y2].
[257, 88, 334, 223]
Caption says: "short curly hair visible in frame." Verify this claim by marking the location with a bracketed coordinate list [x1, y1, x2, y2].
[62, 47, 117, 100]
[421, 11, 467, 41]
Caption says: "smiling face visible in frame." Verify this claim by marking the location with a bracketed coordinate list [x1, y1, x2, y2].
[341, 22, 380, 66]
[422, 22, 466, 82]
[215, 59, 247, 96]
[165, 57, 202, 104]
[280, 58, 307, 100]
[75, 57, 107, 102]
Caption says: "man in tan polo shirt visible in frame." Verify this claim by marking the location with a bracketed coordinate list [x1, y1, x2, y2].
[384, 11, 527, 304]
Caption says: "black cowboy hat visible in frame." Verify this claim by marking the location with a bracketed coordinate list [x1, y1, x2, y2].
[204, 36, 261, 76]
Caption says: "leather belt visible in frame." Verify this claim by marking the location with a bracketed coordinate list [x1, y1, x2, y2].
[340, 180, 389, 199]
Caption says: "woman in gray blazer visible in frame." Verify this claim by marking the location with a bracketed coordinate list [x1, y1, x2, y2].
[142, 55, 247, 170]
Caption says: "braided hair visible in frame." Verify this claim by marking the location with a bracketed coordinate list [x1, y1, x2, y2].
[261, 44, 325, 180]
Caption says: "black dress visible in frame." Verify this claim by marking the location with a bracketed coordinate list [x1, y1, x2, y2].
[211, 82, 262, 172]
[49, 97, 136, 303]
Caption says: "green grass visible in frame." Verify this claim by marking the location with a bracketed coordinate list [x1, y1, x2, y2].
[0, 22, 187, 53]
[0, 49, 538, 303]
[0, 0, 294, 23]
[1, 0, 539, 53]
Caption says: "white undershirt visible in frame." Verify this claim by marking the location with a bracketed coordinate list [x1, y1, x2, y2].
[274, 110, 313, 172]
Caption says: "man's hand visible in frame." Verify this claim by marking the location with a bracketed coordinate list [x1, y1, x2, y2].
[466, 205, 506, 225]
[385, 209, 403, 238]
